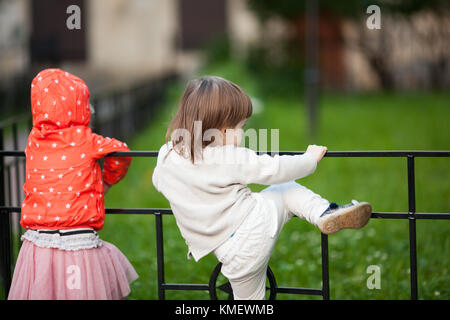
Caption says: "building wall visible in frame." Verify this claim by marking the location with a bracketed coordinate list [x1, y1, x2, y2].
[87, 0, 178, 81]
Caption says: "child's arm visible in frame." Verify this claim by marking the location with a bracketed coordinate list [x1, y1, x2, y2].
[91, 134, 132, 190]
[235, 145, 327, 185]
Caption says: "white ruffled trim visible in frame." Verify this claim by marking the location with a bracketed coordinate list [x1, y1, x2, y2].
[21, 229, 103, 251]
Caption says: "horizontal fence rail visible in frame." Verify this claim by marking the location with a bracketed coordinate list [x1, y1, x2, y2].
[1, 149, 449, 300]
[2, 150, 450, 158]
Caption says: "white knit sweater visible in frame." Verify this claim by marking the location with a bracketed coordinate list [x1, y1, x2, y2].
[152, 142, 318, 261]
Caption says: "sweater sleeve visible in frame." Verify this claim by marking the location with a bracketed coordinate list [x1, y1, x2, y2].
[234, 147, 318, 185]
[152, 144, 166, 192]
[91, 133, 132, 186]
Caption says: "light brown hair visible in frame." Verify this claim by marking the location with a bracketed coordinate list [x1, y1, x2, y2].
[166, 76, 252, 162]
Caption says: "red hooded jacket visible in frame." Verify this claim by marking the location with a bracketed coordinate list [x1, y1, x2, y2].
[21, 68, 132, 231]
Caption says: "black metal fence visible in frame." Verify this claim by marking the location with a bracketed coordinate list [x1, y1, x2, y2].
[1, 146, 449, 300]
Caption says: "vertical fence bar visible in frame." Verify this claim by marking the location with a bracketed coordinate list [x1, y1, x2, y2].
[321, 233, 330, 300]
[155, 212, 166, 300]
[12, 122, 23, 253]
[0, 128, 12, 298]
[407, 155, 418, 300]
[12, 123, 21, 204]
[6, 168, 12, 206]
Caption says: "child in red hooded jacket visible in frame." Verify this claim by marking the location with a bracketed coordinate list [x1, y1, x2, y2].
[8, 68, 138, 300]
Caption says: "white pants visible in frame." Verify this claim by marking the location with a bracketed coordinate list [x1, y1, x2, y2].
[213, 181, 330, 300]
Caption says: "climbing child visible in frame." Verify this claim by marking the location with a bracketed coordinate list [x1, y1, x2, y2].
[152, 76, 372, 300]
[8, 68, 138, 300]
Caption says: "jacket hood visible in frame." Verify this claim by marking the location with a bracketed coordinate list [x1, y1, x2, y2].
[30, 68, 91, 130]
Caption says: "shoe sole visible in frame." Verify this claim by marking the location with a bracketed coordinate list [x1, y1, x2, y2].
[318, 202, 372, 235]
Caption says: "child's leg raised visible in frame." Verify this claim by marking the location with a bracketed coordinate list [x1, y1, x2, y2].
[260, 180, 330, 230]
[261, 181, 372, 235]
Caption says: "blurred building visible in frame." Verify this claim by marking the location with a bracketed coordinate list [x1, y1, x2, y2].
[0, 0, 448, 111]
[0, 0, 261, 85]
[0, 0, 250, 89]
[0, 0, 224, 107]
[0, 0, 180, 93]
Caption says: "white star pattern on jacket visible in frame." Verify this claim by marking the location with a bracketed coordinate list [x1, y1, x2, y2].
[21, 68, 132, 231]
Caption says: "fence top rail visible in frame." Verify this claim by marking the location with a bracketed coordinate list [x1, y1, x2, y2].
[0, 150, 449, 158]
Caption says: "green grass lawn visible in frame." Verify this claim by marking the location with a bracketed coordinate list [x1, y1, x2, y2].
[98, 60, 449, 300]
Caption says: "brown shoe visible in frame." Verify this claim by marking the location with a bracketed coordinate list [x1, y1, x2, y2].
[317, 200, 372, 235]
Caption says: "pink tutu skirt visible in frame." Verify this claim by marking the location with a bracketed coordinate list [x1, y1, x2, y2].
[8, 240, 138, 300]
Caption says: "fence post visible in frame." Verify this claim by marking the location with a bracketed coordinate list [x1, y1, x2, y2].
[321, 233, 330, 300]
[12, 122, 23, 252]
[407, 155, 418, 300]
[155, 212, 166, 300]
[0, 128, 12, 298]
